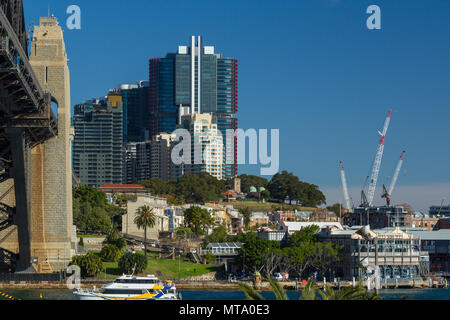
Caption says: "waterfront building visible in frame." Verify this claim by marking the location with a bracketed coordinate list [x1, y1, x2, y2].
[118, 81, 150, 143]
[171, 113, 224, 180]
[321, 226, 428, 280]
[430, 204, 450, 217]
[149, 36, 238, 179]
[345, 206, 409, 230]
[258, 228, 289, 242]
[122, 195, 169, 239]
[73, 91, 124, 187]
[406, 229, 450, 275]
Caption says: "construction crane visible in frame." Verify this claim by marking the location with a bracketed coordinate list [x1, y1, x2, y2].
[381, 150, 406, 206]
[366, 109, 392, 207]
[340, 161, 352, 210]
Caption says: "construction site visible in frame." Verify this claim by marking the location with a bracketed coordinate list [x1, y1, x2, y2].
[339, 109, 410, 229]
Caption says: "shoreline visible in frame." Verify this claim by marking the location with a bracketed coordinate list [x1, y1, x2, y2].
[0, 279, 447, 291]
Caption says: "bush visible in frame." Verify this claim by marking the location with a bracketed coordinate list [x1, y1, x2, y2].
[100, 244, 123, 262]
[205, 253, 216, 264]
[70, 252, 103, 278]
[118, 252, 148, 275]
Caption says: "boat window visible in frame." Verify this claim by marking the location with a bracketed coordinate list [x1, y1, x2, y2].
[103, 289, 147, 295]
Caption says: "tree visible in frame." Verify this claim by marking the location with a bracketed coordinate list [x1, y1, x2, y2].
[70, 252, 103, 278]
[285, 225, 320, 247]
[236, 232, 280, 273]
[118, 252, 148, 275]
[134, 205, 156, 259]
[238, 277, 382, 301]
[240, 207, 252, 229]
[267, 171, 326, 207]
[202, 225, 228, 247]
[100, 244, 123, 262]
[183, 206, 214, 236]
[238, 175, 269, 194]
[140, 179, 174, 196]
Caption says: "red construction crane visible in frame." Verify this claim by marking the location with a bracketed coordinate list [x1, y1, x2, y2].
[366, 109, 392, 207]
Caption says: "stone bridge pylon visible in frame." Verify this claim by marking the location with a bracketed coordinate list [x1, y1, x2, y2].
[0, 12, 76, 273]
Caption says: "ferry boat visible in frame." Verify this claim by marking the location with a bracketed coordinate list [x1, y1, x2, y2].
[73, 274, 180, 300]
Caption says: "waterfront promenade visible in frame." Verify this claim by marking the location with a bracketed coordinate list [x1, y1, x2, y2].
[0, 278, 447, 291]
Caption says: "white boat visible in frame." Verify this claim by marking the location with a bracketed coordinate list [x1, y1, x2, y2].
[73, 274, 180, 300]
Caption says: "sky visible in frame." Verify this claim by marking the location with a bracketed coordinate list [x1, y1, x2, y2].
[23, 0, 450, 212]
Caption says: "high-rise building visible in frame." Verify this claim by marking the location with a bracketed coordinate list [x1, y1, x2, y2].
[171, 113, 224, 180]
[149, 36, 238, 179]
[119, 81, 149, 143]
[124, 133, 175, 183]
[72, 91, 124, 187]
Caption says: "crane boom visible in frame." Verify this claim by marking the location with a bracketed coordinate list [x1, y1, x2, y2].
[388, 150, 406, 196]
[367, 109, 392, 206]
[340, 161, 352, 210]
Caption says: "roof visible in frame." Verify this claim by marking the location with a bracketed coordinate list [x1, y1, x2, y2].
[224, 190, 236, 195]
[206, 242, 243, 249]
[99, 184, 144, 190]
[406, 229, 450, 241]
[283, 221, 344, 231]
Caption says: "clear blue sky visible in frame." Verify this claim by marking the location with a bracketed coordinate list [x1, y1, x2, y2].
[24, 0, 450, 211]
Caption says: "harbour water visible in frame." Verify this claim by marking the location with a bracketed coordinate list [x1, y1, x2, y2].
[1, 287, 449, 300]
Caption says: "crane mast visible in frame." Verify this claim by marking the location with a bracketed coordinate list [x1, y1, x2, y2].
[340, 161, 352, 210]
[366, 109, 392, 207]
[388, 150, 406, 196]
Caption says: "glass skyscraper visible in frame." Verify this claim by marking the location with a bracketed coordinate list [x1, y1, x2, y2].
[148, 36, 238, 179]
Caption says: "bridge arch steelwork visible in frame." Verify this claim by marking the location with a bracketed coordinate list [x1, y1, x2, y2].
[0, 0, 58, 272]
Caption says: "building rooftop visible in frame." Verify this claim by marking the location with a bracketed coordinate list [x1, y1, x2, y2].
[406, 229, 450, 241]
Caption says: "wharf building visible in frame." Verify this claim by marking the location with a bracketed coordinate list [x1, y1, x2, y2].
[149, 36, 238, 180]
[72, 91, 124, 187]
[320, 226, 429, 281]
[407, 229, 450, 275]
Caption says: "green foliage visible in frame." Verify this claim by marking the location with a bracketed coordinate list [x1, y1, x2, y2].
[134, 205, 156, 258]
[238, 277, 382, 301]
[104, 227, 127, 251]
[267, 171, 326, 207]
[78, 236, 84, 246]
[183, 206, 214, 235]
[235, 232, 280, 272]
[73, 186, 119, 233]
[70, 252, 103, 278]
[100, 244, 123, 262]
[285, 225, 320, 247]
[118, 252, 148, 275]
[240, 207, 252, 229]
[238, 175, 269, 194]
[202, 225, 228, 247]
[204, 253, 216, 264]
[140, 173, 226, 204]
[140, 179, 175, 196]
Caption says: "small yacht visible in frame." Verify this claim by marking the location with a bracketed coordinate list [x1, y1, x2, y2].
[73, 274, 180, 300]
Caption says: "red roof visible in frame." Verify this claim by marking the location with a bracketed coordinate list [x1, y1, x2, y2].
[99, 184, 144, 189]
[224, 190, 237, 195]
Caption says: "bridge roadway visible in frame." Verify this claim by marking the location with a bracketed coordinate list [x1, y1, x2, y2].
[0, 0, 58, 271]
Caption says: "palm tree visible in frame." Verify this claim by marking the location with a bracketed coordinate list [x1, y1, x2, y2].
[238, 277, 382, 301]
[134, 205, 156, 259]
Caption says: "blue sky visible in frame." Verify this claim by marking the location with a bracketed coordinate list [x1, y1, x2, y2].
[23, 0, 450, 211]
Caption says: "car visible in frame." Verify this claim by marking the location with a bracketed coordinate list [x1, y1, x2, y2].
[273, 273, 283, 281]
